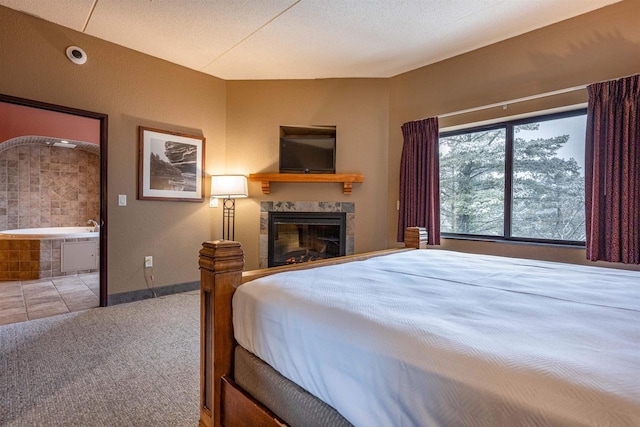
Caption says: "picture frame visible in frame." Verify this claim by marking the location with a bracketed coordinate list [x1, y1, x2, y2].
[138, 126, 205, 202]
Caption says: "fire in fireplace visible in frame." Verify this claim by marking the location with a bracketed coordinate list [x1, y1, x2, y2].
[268, 212, 346, 267]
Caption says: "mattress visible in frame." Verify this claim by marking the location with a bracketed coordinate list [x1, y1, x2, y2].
[233, 250, 640, 426]
[234, 345, 352, 427]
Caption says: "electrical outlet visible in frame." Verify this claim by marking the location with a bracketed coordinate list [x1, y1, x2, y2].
[144, 256, 153, 268]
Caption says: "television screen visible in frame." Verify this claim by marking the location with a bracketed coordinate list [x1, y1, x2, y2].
[279, 137, 336, 173]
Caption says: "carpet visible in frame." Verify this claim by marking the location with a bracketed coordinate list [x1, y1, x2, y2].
[0, 291, 200, 426]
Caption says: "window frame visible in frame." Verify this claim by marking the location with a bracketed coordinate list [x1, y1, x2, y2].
[439, 108, 588, 247]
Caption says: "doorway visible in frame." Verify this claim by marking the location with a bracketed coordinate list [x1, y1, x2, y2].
[0, 94, 108, 314]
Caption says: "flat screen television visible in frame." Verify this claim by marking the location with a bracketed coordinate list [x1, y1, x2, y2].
[279, 126, 336, 174]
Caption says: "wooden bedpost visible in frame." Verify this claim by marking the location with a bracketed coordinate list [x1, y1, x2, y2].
[199, 240, 244, 427]
[404, 227, 428, 249]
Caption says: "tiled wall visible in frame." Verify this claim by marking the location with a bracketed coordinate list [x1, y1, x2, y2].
[0, 144, 100, 231]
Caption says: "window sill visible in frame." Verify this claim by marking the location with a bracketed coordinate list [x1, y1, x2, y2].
[441, 235, 585, 249]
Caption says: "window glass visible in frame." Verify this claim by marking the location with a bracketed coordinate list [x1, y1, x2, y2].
[512, 115, 586, 241]
[439, 109, 586, 244]
[440, 128, 505, 236]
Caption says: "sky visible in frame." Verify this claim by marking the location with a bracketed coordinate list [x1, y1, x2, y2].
[515, 114, 587, 172]
[439, 113, 587, 174]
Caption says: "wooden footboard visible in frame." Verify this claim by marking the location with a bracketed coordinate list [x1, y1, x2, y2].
[199, 227, 428, 427]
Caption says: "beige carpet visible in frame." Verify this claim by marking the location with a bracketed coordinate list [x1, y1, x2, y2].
[0, 291, 200, 426]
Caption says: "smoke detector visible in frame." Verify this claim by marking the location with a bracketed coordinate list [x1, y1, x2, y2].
[66, 46, 87, 65]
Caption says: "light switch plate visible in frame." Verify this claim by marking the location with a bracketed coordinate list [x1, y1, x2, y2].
[118, 194, 127, 206]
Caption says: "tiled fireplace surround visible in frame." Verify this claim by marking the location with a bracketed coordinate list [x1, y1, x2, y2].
[260, 201, 355, 268]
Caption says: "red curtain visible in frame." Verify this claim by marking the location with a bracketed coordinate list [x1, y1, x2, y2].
[397, 117, 440, 244]
[585, 74, 640, 263]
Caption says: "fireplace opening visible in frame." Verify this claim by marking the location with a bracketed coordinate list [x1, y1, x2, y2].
[268, 212, 346, 267]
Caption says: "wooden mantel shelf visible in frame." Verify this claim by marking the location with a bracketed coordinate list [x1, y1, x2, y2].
[249, 173, 364, 195]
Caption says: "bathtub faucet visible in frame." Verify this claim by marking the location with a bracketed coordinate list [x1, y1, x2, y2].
[87, 219, 99, 232]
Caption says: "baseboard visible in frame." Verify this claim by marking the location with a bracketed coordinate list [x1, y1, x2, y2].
[107, 281, 199, 306]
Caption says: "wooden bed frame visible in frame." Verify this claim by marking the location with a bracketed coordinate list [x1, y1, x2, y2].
[198, 227, 428, 427]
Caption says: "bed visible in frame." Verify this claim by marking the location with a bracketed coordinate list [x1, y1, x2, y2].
[198, 228, 640, 427]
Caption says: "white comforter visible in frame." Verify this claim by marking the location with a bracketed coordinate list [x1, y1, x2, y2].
[233, 250, 640, 426]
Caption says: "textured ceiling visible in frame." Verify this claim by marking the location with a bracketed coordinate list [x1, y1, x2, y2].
[0, 0, 621, 80]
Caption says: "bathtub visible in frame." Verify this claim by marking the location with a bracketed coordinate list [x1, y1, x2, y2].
[0, 226, 98, 240]
[0, 227, 99, 280]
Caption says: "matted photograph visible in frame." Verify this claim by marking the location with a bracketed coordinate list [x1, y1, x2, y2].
[138, 126, 205, 202]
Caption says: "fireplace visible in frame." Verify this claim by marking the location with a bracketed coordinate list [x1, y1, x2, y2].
[259, 201, 354, 268]
[268, 212, 346, 267]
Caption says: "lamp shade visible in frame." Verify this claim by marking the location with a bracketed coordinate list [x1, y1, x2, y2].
[210, 175, 248, 198]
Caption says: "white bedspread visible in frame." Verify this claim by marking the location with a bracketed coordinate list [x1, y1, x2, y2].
[233, 250, 640, 426]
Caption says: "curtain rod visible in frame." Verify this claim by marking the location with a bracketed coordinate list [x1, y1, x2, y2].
[438, 84, 588, 119]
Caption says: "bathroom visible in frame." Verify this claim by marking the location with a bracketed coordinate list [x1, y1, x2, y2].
[0, 99, 102, 325]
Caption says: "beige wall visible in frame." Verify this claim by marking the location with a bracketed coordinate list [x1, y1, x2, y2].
[0, 6, 227, 294]
[225, 79, 390, 270]
[1, 0, 638, 294]
[388, 0, 640, 270]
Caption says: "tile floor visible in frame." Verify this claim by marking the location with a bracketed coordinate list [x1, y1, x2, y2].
[0, 272, 99, 326]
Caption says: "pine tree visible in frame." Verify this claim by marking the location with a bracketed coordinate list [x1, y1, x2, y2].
[440, 123, 585, 241]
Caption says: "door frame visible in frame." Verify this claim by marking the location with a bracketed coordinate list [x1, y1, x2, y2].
[0, 94, 109, 306]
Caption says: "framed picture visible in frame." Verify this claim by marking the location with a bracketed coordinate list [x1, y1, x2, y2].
[138, 126, 205, 202]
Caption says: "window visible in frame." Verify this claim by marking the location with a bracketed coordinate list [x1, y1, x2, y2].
[439, 109, 587, 245]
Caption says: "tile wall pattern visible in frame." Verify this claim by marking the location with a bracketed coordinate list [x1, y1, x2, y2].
[0, 144, 100, 231]
[259, 201, 355, 268]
